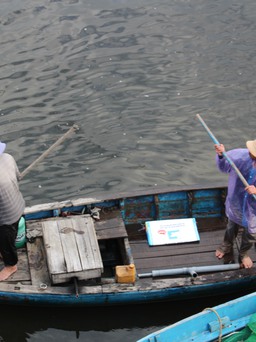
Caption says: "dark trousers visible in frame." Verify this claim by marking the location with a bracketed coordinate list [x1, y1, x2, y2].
[0, 219, 20, 266]
[219, 219, 253, 258]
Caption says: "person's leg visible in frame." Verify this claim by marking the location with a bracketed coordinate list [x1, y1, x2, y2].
[0, 220, 19, 281]
[216, 219, 239, 259]
[239, 229, 254, 268]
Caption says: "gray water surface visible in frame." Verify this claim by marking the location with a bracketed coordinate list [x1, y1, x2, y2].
[3, 0, 256, 207]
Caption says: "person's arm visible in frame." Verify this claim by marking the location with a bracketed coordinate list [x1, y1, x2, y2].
[215, 144, 232, 173]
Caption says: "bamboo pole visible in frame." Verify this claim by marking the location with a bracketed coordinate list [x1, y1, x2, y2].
[20, 124, 79, 179]
[196, 114, 256, 199]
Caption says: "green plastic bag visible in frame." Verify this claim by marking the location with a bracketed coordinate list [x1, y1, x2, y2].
[246, 333, 256, 342]
[222, 326, 251, 342]
[222, 314, 256, 342]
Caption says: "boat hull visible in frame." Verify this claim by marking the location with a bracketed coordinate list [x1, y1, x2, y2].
[138, 291, 256, 342]
[2, 275, 256, 307]
[1, 182, 256, 307]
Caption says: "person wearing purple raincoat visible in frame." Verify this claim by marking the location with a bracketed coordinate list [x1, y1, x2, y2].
[215, 140, 256, 268]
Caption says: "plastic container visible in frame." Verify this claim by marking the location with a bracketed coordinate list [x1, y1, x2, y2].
[15, 216, 26, 249]
[115, 264, 136, 284]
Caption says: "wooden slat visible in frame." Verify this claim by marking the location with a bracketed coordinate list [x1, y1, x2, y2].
[57, 219, 82, 273]
[72, 218, 91, 270]
[95, 210, 127, 240]
[134, 252, 215, 270]
[42, 220, 66, 275]
[26, 238, 51, 286]
[130, 231, 225, 259]
[72, 217, 103, 271]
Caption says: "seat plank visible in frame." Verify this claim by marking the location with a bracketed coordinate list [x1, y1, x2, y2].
[95, 210, 127, 240]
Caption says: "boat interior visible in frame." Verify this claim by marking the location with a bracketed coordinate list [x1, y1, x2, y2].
[1, 184, 256, 292]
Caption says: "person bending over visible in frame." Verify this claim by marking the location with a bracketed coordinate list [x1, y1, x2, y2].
[0, 142, 25, 280]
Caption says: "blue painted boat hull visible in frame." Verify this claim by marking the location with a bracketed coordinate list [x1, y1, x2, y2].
[1, 182, 256, 307]
[137, 291, 256, 342]
[1, 277, 256, 307]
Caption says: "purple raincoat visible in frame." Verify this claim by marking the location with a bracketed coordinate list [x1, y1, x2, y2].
[216, 148, 256, 234]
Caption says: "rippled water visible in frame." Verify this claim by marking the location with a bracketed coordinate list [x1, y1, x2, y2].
[2, 0, 256, 207]
[1, 0, 256, 341]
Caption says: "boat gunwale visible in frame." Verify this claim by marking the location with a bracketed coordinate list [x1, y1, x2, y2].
[24, 182, 227, 215]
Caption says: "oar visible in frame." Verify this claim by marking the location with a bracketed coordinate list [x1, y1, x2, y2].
[20, 124, 79, 179]
[196, 114, 256, 199]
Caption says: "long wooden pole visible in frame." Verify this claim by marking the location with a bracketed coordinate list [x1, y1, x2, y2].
[20, 124, 79, 179]
[196, 114, 256, 199]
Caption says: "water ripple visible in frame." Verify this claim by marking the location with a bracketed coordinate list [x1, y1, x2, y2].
[0, 0, 255, 205]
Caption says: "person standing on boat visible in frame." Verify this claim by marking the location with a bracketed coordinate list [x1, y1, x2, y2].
[0, 142, 25, 280]
[215, 141, 256, 268]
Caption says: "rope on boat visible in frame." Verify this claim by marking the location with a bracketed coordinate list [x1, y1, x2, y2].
[203, 307, 222, 342]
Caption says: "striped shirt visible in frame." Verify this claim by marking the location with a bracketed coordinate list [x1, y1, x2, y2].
[0, 153, 25, 225]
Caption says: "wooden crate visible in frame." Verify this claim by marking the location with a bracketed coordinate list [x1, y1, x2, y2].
[42, 216, 103, 284]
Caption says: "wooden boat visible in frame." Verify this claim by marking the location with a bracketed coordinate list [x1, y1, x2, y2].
[2, 181, 256, 307]
[137, 291, 256, 342]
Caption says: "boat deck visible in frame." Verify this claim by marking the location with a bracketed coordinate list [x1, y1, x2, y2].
[128, 217, 247, 275]
[131, 232, 222, 273]
[1, 209, 256, 286]
[130, 229, 236, 273]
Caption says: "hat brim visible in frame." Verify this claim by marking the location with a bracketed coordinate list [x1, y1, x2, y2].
[0, 142, 6, 155]
[246, 140, 256, 158]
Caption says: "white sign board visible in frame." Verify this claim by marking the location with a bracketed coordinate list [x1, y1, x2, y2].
[145, 218, 200, 246]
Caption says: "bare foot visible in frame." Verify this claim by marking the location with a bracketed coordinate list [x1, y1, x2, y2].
[215, 249, 224, 259]
[241, 256, 253, 269]
[0, 265, 17, 281]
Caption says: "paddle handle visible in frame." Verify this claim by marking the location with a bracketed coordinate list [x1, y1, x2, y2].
[20, 124, 79, 179]
[196, 114, 256, 199]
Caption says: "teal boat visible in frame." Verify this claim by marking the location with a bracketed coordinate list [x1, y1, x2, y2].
[137, 291, 256, 342]
[1, 182, 256, 306]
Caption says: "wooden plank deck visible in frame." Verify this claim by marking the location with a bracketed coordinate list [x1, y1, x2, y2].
[24, 210, 256, 285]
[129, 228, 256, 275]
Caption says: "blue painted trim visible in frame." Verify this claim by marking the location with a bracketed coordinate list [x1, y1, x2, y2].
[25, 211, 55, 220]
